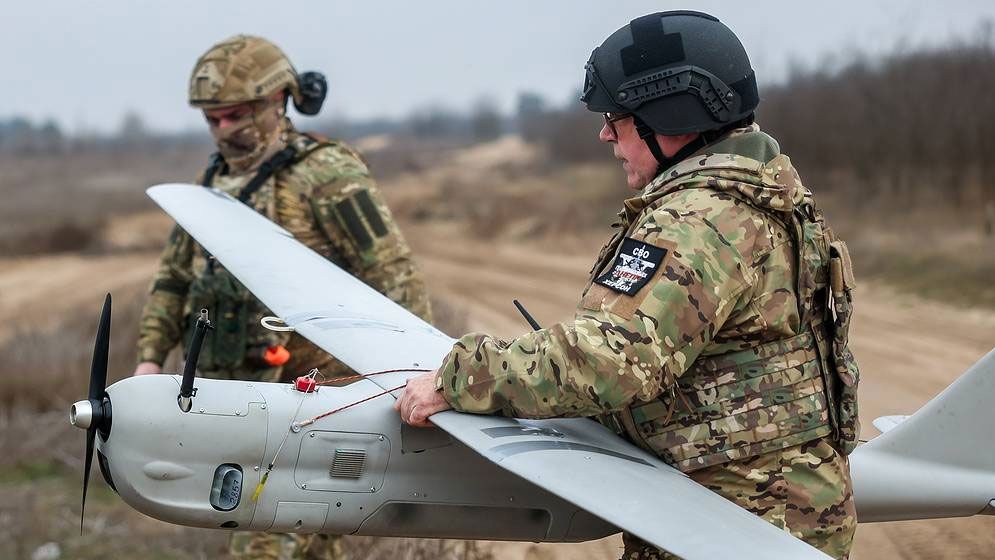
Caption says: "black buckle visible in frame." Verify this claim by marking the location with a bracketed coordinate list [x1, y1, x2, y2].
[581, 60, 597, 102]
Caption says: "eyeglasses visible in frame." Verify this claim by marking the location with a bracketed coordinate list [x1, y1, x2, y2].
[603, 112, 632, 136]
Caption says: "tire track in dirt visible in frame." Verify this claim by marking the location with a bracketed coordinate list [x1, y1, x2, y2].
[408, 227, 995, 560]
[408, 223, 597, 338]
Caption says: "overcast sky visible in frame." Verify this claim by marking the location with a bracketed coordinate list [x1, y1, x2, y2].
[4, 0, 994, 133]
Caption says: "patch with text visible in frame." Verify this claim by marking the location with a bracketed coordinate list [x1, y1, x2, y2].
[595, 237, 666, 296]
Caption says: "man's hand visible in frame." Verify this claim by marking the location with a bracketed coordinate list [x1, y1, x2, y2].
[393, 370, 452, 427]
[133, 361, 163, 376]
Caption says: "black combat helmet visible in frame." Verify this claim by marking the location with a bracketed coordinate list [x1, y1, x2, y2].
[582, 11, 758, 168]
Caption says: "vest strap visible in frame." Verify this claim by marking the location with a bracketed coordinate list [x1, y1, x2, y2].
[198, 135, 319, 271]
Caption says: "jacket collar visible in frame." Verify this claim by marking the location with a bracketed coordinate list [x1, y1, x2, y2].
[619, 124, 807, 223]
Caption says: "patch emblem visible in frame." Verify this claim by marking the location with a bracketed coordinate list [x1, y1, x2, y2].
[595, 237, 667, 296]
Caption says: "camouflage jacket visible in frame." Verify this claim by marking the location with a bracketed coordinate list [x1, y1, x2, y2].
[437, 123, 857, 558]
[438, 125, 832, 418]
[137, 130, 431, 378]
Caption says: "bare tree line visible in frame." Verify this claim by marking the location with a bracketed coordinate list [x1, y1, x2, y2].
[4, 31, 994, 211]
[760, 31, 995, 206]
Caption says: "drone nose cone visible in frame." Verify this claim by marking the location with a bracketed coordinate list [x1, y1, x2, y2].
[71, 400, 93, 429]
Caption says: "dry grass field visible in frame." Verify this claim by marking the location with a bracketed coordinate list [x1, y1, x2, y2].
[0, 136, 993, 559]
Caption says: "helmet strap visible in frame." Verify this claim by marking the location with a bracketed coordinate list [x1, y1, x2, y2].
[633, 116, 708, 176]
[633, 116, 667, 165]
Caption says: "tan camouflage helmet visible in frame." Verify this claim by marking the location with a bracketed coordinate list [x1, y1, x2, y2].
[188, 34, 301, 108]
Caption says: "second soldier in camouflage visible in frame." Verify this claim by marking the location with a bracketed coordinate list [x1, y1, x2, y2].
[136, 34, 431, 560]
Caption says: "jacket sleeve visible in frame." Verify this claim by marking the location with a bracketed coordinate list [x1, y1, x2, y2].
[308, 151, 432, 322]
[136, 224, 196, 365]
[437, 205, 755, 418]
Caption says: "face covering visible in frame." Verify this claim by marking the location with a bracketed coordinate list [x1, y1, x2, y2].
[209, 99, 286, 173]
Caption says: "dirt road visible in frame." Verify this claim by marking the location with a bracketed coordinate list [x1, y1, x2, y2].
[0, 251, 156, 335]
[2, 217, 992, 558]
[0, 211, 172, 338]
[406, 224, 995, 560]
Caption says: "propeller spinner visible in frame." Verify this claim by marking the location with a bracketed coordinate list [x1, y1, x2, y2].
[69, 293, 113, 534]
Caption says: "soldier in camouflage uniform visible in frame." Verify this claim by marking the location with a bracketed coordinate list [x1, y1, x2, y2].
[134, 35, 431, 560]
[396, 12, 859, 559]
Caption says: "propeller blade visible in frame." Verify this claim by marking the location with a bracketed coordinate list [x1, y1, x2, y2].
[88, 294, 111, 401]
[81, 427, 96, 534]
[81, 293, 111, 535]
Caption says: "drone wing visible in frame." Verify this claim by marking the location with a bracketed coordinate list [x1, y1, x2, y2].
[148, 183, 829, 560]
[149, 184, 455, 373]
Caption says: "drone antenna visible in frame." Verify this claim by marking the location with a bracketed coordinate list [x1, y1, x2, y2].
[178, 308, 212, 412]
[513, 299, 542, 331]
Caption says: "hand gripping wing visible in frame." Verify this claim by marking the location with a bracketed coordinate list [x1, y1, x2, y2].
[148, 184, 830, 560]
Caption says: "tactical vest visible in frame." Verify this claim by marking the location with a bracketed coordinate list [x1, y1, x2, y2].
[183, 134, 332, 376]
[596, 159, 860, 473]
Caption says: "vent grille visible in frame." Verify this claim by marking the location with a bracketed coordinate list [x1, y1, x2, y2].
[330, 449, 366, 479]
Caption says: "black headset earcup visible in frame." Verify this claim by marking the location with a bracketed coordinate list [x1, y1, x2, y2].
[294, 71, 328, 115]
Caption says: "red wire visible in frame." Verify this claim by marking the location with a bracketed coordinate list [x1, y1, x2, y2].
[294, 367, 433, 428]
[314, 367, 432, 386]
[300, 383, 407, 427]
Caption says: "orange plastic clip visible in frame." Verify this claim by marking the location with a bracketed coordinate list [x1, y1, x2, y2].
[263, 345, 291, 367]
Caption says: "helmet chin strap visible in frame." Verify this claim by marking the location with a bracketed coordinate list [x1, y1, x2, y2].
[633, 116, 708, 176]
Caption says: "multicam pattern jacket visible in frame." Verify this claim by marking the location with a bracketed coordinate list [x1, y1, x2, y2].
[137, 130, 431, 379]
[437, 125, 859, 466]
[438, 124, 860, 559]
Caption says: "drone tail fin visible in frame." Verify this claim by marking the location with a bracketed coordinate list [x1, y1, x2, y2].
[850, 348, 995, 522]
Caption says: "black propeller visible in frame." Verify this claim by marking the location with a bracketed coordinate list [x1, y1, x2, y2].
[69, 293, 113, 534]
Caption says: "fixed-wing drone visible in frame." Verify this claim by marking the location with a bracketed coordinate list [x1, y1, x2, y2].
[69, 184, 995, 560]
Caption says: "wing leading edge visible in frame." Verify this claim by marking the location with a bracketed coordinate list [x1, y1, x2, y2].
[148, 183, 455, 374]
[148, 183, 830, 559]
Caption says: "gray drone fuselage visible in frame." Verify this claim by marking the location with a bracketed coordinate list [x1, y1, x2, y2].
[93, 347, 995, 540]
[97, 373, 615, 540]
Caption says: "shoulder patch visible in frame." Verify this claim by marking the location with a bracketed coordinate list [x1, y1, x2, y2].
[354, 189, 389, 237]
[332, 189, 392, 252]
[334, 196, 374, 250]
[595, 237, 667, 296]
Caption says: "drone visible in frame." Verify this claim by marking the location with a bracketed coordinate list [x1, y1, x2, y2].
[69, 183, 995, 560]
